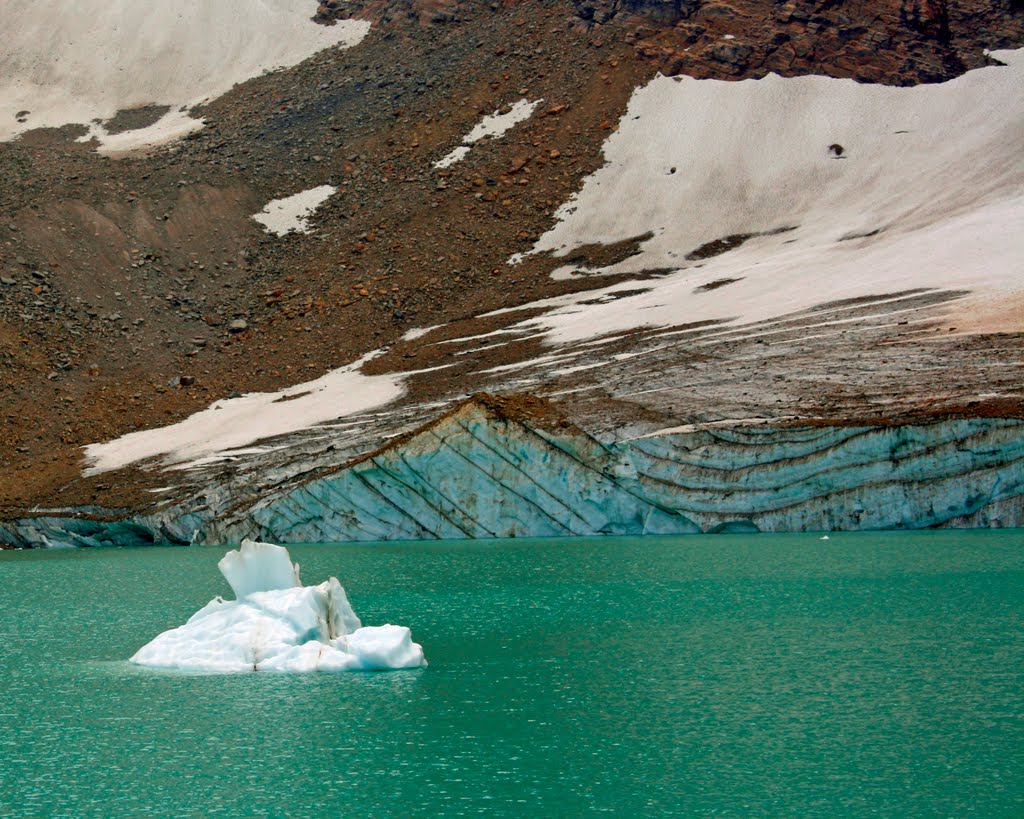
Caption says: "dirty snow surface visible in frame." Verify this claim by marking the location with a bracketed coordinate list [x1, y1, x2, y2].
[0, 0, 369, 152]
[253, 186, 338, 235]
[506, 49, 1024, 343]
[83, 353, 405, 474]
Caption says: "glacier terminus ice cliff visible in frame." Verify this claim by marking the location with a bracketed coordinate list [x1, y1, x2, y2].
[130, 539, 426, 673]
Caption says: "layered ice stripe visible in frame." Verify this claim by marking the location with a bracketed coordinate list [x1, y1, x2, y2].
[203, 405, 1024, 544]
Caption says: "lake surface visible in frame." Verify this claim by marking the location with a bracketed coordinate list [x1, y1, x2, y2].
[1, 531, 1022, 816]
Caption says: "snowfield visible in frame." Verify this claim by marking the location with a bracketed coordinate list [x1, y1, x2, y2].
[504, 48, 1024, 344]
[0, 0, 369, 153]
[83, 352, 406, 474]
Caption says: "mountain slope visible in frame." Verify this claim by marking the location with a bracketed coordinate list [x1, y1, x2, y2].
[0, 0, 1021, 531]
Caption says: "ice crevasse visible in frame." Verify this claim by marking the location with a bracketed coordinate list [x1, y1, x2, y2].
[130, 540, 426, 673]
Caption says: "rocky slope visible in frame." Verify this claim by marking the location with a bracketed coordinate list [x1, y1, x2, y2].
[0, 0, 1021, 543]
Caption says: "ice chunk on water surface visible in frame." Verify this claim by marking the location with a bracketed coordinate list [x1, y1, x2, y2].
[130, 539, 425, 673]
[217, 539, 301, 599]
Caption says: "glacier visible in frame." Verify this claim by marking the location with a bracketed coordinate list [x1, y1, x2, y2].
[2, 404, 1023, 549]
[205, 403, 1024, 543]
[130, 539, 426, 673]
[26, 52, 1013, 552]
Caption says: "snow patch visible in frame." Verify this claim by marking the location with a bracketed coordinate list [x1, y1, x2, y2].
[464, 98, 543, 142]
[503, 50, 1024, 344]
[130, 539, 426, 673]
[83, 351, 406, 474]
[253, 186, 338, 236]
[0, 1, 369, 151]
[434, 146, 471, 170]
[434, 98, 542, 168]
[79, 108, 206, 156]
[401, 324, 444, 342]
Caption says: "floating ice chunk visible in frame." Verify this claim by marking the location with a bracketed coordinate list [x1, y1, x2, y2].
[258, 626, 423, 673]
[342, 625, 426, 670]
[318, 576, 361, 637]
[217, 539, 301, 598]
[257, 639, 359, 673]
[130, 540, 425, 673]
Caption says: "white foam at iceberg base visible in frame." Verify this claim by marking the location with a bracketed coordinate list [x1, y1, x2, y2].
[130, 539, 426, 673]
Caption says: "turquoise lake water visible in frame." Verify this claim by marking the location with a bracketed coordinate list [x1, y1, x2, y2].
[1, 531, 1022, 816]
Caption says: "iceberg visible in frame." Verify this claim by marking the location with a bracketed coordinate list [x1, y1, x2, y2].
[130, 539, 426, 673]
